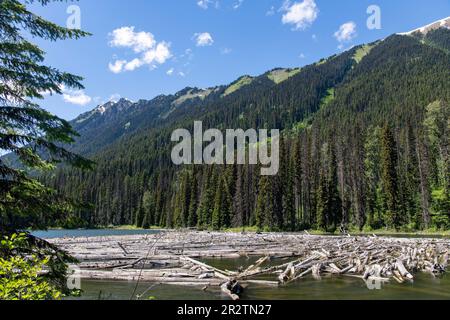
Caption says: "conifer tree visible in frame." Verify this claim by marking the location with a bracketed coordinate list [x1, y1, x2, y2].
[380, 125, 400, 229]
[255, 175, 273, 231]
[232, 165, 244, 228]
[0, 0, 93, 295]
[316, 170, 328, 231]
[364, 127, 382, 229]
[197, 167, 215, 228]
[0, 0, 93, 233]
[187, 168, 198, 227]
[328, 143, 342, 231]
[282, 142, 296, 231]
[180, 171, 191, 227]
[212, 176, 224, 230]
[211, 173, 232, 230]
[142, 190, 155, 229]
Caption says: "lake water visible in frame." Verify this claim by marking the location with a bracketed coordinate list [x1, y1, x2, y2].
[31, 228, 161, 239]
[32, 229, 449, 240]
[32, 229, 449, 300]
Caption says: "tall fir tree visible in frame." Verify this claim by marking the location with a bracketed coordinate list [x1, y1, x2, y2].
[380, 125, 401, 230]
[316, 169, 328, 231]
[0, 0, 93, 295]
[327, 143, 342, 231]
[255, 175, 273, 231]
[187, 168, 199, 227]
[197, 166, 215, 228]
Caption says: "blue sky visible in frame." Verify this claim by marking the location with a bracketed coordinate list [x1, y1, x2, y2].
[29, 0, 450, 120]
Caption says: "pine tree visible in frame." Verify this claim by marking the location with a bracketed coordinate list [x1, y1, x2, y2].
[0, 0, 93, 233]
[380, 125, 400, 230]
[0, 0, 92, 295]
[415, 131, 431, 228]
[283, 142, 296, 231]
[327, 143, 342, 231]
[197, 167, 215, 228]
[232, 165, 244, 228]
[187, 169, 198, 227]
[181, 171, 191, 227]
[364, 127, 382, 229]
[212, 178, 231, 230]
[173, 187, 183, 228]
[222, 165, 235, 228]
[316, 170, 328, 231]
[255, 175, 273, 231]
[212, 176, 224, 230]
[142, 190, 155, 229]
[135, 200, 145, 228]
[292, 139, 303, 224]
[423, 101, 450, 229]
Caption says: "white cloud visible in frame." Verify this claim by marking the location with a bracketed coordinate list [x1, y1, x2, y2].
[233, 0, 244, 10]
[109, 26, 155, 53]
[197, 0, 219, 9]
[109, 60, 126, 74]
[299, 53, 306, 58]
[142, 42, 172, 64]
[108, 27, 172, 73]
[167, 68, 175, 76]
[63, 89, 92, 106]
[281, 0, 318, 30]
[124, 58, 142, 71]
[334, 22, 357, 43]
[178, 71, 186, 77]
[34, 83, 92, 106]
[194, 32, 214, 47]
[197, 0, 209, 9]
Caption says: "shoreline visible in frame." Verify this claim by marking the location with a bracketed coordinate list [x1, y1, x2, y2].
[36, 226, 450, 238]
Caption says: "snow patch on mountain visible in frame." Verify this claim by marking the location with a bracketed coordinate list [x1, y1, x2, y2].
[398, 17, 450, 36]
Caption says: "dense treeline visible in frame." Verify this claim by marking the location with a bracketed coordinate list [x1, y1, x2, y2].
[45, 31, 450, 232]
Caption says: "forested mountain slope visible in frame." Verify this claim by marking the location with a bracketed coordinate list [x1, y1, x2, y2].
[44, 28, 450, 232]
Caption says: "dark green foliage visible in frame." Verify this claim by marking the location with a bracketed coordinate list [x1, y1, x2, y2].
[0, 0, 92, 296]
[316, 170, 328, 231]
[255, 175, 273, 231]
[0, 0, 92, 232]
[380, 125, 401, 229]
[187, 168, 199, 227]
[315, 143, 342, 232]
[211, 176, 230, 230]
[196, 167, 215, 228]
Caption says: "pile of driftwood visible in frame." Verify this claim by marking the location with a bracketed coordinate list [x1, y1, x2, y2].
[50, 231, 450, 300]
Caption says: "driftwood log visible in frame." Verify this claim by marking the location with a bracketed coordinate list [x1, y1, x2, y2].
[50, 231, 450, 299]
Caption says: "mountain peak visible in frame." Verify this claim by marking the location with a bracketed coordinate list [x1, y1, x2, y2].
[398, 16, 450, 35]
[90, 98, 133, 115]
